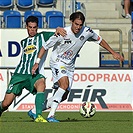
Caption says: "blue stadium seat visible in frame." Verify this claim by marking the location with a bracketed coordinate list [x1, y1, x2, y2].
[16, 0, 34, 9]
[3, 10, 22, 28]
[76, 2, 81, 10]
[36, 0, 56, 7]
[0, 0, 13, 8]
[45, 11, 64, 28]
[24, 10, 44, 28]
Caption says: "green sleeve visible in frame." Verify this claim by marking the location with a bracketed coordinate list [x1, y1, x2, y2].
[42, 31, 55, 41]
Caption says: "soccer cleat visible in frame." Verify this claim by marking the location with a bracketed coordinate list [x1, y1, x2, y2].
[28, 110, 36, 120]
[35, 115, 47, 122]
[47, 116, 59, 122]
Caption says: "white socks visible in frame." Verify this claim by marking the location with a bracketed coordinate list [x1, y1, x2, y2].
[31, 87, 65, 117]
[47, 87, 65, 118]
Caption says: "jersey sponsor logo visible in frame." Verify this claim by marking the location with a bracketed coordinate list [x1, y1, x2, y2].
[24, 45, 37, 54]
[64, 38, 71, 44]
[60, 66, 66, 70]
[57, 50, 73, 60]
[60, 66, 67, 74]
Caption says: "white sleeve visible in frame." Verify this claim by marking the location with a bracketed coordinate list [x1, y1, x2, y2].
[91, 32, 102, 44]
[86, 27, 102, 44]
[42, 35, 61, 50]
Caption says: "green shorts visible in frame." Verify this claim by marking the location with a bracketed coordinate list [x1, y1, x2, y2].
[6, 73, 45, 96]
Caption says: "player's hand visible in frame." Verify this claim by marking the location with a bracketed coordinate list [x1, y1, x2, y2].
[112, 52, 124, 62]
[31, 63, 39, 75]
[55, 27, 67, 37]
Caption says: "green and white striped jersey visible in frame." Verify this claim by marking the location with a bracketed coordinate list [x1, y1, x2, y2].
[14, 31, 54, 75]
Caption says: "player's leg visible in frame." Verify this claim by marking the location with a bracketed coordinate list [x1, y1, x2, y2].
[28, 68, 72, 122]
[28, 63, 68, 122]
[61, 89, 69, 102]
[42, 82, 59, 111]
[0, 74, 24, 117]
[42, 86, 70, 111]
[42, 81, 70, 110]
[46, 76, 68, 122]
[28, 83, 70, 120]
[33, 77, 47, 122]
[28, 82, 59, 120]
[0, 93, 16, 116]
[46, 68, 73, 122]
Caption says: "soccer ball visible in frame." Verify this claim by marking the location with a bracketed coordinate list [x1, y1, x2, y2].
[79, 102, 96, 118]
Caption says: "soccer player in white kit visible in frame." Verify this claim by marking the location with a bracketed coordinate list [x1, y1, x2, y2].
[30, 11, 124, 122]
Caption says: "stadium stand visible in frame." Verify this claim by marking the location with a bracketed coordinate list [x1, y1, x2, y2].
[16, 0, 34, 9]
[36, 0, 56, 7]
[24, 10, 43, 28]
[45, 10, 64, 28]
[3, 10, 22, 28]
[0, 0, 131, 67]
[0, 0, 14, 9]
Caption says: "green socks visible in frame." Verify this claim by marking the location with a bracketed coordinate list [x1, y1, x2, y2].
[35, 92, 45, 117]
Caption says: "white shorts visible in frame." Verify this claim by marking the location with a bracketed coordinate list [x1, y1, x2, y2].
[50, 61, 74, 91]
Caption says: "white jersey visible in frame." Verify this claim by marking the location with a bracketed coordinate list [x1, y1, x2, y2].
[43, 26, 102, 71]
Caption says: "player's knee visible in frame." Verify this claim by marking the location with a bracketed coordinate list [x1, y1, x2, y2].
[59, 77, 69, 90]
[60, 83, 69, 90]
[37, 87, 45, 92]
[35, 82, 46, 92]
[35, 78, 46, 89]
[2, 101, 10, 108]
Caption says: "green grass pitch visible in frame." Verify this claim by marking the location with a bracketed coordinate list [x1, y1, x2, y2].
[0, 111, 132, 133]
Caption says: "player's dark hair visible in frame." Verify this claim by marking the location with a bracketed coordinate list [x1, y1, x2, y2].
[26, 16, 38, 26]
[70, 11, 85, 24]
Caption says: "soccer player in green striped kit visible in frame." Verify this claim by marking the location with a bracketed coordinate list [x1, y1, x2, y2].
[0, 16, 65, 122]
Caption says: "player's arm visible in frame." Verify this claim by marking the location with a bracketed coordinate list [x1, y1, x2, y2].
[99, 39, 124, 62]
[32, 35, 62, 75]
[32, 46, 46, 75]
[86, 27, 124, 62]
